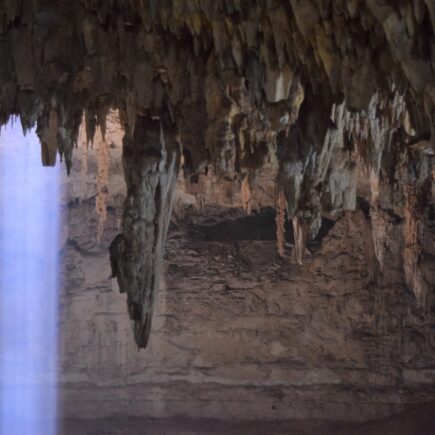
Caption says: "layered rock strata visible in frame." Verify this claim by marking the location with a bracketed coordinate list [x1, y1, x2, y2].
[59, 128, 435, 421]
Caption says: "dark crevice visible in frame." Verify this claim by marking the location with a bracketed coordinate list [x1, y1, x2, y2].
[190, 207, 337, 248]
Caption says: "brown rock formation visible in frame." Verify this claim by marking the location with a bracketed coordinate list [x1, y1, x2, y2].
[59, 132, 435, 423]
[0, 0, 434, 347]
[110, 112, 180, 348]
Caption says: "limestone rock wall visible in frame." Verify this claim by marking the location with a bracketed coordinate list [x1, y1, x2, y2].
[59, 115, 435, 422]
[1, 0, 434, 348]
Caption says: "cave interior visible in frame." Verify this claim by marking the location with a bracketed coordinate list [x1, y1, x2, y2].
[0, 1, 435, 434]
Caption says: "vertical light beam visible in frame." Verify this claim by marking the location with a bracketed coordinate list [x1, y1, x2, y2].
[0, 118, 60, 435]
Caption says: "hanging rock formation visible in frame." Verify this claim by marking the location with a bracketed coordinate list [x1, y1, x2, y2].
[0, 0, 434, 347]
[110, 111, 180, 348]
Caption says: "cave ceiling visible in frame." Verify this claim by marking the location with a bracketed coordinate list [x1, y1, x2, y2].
[0, 0, 434, 347]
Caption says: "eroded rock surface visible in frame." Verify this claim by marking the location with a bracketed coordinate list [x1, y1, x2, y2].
[0, 1, 434, 346]
[110, 112, 180, 348]
[59, 137, 435, 422]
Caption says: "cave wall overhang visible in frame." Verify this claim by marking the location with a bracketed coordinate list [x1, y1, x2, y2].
[0, 0, 434, 347]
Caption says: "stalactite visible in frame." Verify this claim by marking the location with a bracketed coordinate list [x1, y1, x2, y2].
[40, 110, 59, 166]
[364, 215, 380, 283]
[403, 184, 425, 305]
[369, 170, 389, 272]
[276, 190, 287, 257]
[95, 126, 109, 244]
[293, 214, 308, 265]
[241, 176, 252, 215]
[78, 114, 89, 199]
[110, 112, 180, 348]
[370, 207, 391, 272]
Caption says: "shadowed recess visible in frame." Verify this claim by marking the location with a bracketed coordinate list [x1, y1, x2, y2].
[190, 207, 336, 248]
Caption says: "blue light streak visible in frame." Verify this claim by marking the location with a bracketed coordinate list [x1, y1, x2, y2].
[0, 119, 60, 435]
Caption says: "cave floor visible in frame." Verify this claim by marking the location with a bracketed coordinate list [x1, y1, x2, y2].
[62, 401, 435, 435]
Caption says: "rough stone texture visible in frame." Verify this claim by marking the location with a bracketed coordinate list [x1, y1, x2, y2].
[59, 116, 435, 423]
[61, 402, 435, 435]
[0, 1, 434, 428]
[109, 112, 180, 348]
[1, 1, 435, 346]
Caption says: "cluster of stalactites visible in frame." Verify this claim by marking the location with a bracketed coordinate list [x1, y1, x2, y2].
[2, 0, 435, 173]
[268, 88, 433, 303]
[0, 0, 434, 313]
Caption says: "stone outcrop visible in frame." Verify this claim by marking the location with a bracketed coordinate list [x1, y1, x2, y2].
[110, 112, 180, 348]
[0, 0, 434, 346]
[59, 127, 435, 422]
